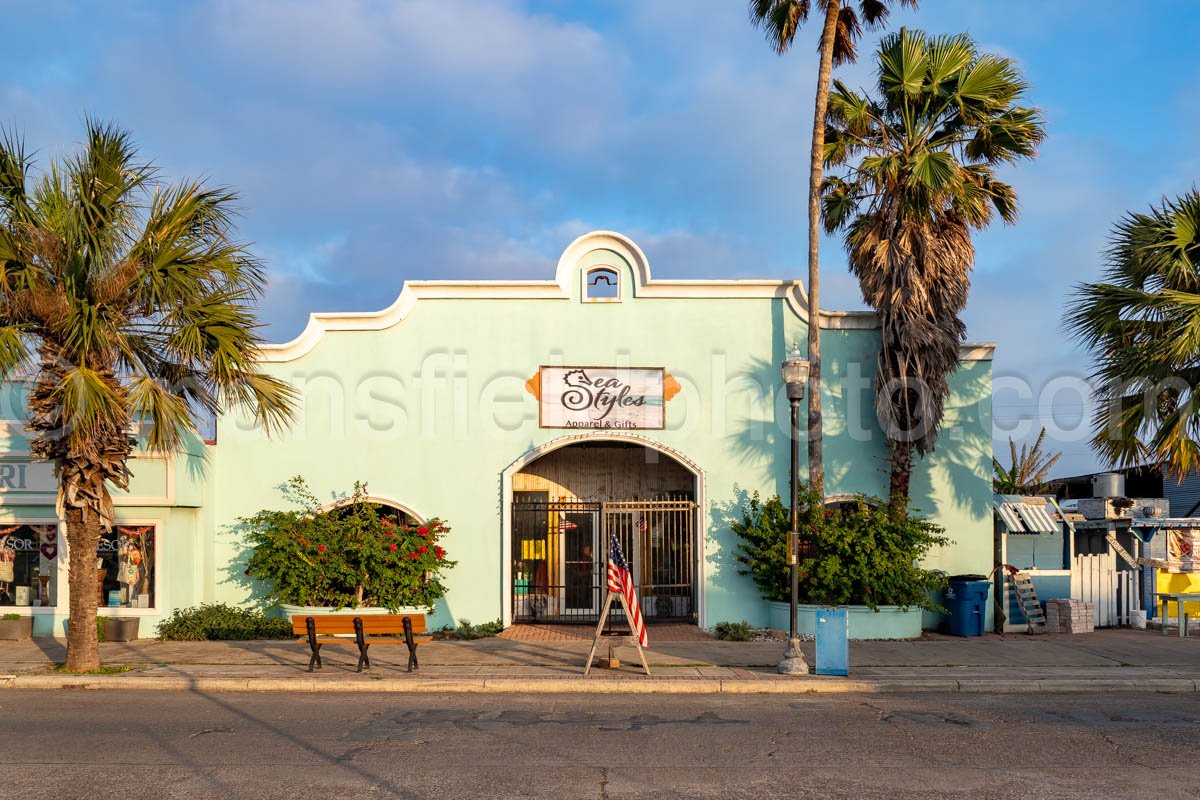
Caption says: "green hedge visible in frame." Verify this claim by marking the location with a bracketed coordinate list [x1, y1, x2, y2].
[156, 603, 293, 641]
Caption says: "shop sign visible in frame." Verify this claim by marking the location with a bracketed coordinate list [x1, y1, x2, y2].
[0, 460, 56, 494]
[538, 367, 664, 430]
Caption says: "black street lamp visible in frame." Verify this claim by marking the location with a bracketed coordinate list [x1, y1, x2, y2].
[779, 343, 810, 675]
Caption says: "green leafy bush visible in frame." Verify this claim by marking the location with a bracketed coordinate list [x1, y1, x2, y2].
[733, 488, 949, 611]
[450, 619, 504, 640]
[241, 477, 456, 611]
[157, 603, 293, 641]
[713, 620, 753, 641]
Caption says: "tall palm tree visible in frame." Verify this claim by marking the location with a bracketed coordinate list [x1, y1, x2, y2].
[0, 121, 295, 672]
[749, 0, 917, 497]
[821, 29, 1045, 510]
[993, 428, 1062, 495]
[1066, 189, 1200, 474]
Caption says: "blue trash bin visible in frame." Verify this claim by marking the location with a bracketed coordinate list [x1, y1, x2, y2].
[946, 575, 990, 637]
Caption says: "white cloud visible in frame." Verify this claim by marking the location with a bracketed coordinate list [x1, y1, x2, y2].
[200, 0, 628, 157]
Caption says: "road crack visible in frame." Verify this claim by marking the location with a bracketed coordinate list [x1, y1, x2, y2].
[1100, 731, 1155, 768]
[188, 727, 234, 739]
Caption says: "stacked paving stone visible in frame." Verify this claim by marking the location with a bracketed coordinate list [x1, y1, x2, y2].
[1043, 599, 1096, 633]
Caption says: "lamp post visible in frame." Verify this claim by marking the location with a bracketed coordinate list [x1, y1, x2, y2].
[778, 343, 810, 675]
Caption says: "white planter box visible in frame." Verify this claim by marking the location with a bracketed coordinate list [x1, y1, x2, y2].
[278, 604, 428, 619]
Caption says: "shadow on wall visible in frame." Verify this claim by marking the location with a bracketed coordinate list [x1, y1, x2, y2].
[706, 485, 765, 609]
[721, 352, 793, 502]
[907, 364, 993, 522]
[720, 295, 796, 485]
[220, 519, 271, 610]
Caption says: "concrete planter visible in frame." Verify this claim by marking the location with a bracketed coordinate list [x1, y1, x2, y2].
[766, 601, 923, 640]
[0, 616, 33, 640]
[101, 617, 140, 642]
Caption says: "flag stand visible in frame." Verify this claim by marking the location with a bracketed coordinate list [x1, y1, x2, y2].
[583, 590, 651, 677]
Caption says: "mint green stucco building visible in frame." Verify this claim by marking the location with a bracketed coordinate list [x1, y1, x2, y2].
[0, 232, 994, 637]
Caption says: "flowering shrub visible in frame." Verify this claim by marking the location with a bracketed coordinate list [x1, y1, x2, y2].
[732, 487, 949, 611]
[242, 477, 456, 611]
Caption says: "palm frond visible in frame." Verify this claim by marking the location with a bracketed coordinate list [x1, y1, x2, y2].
[1066, 189, 1200, 472]
[748, 0, 812, 55]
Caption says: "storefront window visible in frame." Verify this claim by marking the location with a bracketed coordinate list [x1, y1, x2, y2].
[0, 523, 58, 607]
[97, 525, 155, 608]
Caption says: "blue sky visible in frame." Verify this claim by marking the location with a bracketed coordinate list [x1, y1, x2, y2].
[5, 1, 1200, 476]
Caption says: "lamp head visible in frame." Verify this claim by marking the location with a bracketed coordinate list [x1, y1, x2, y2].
[781, 342, 809, 401]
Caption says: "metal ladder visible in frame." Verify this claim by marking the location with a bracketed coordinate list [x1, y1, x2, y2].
[1010, 571, 1046, 633]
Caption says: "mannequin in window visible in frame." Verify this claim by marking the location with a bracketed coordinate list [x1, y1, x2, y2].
[0, 527, 16, 601]
[117, 533, 146, 606]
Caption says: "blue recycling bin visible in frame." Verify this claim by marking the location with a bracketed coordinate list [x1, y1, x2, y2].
[946, 575, 990, 637]
[814, 606, 849, 675]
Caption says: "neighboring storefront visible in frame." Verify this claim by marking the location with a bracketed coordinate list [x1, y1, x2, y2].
[0, 231, 995, 634]
[0, 382, 210, 636]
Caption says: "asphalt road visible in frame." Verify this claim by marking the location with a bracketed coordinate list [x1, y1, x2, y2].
[4, 690, 1199, 799]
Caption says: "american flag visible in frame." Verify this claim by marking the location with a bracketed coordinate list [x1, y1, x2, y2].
[607, 531, 647, 647]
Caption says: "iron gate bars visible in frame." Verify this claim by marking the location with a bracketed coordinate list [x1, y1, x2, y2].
[511, 497, 697, 624]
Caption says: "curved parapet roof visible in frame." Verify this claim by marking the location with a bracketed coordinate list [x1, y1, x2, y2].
[259, 230, 993, 363]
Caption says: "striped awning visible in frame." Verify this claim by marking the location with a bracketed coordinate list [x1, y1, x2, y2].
[995, 499, 1060, 534]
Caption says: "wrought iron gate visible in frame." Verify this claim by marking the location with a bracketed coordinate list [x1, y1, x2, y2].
[511, 496, 697, 624]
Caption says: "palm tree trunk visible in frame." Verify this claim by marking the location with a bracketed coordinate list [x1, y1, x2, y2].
[888, 438, 913, 514]
[806, 0, 841, 497]
[64, 503, 102, 672]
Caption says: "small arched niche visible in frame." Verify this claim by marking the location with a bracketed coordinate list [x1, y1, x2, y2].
[325, 496, 423, 526]
[582, 265, 621, 303]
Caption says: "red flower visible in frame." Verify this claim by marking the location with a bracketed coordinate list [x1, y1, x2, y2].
[408, 553, 419, 560]
[434, 545, 445, 556]
[385, 531, 394, 537]
[389, 544, 398, 552]
[417, 526, 430, 536]
[417, 545, 429, 554]
[317, 544, 327, 552]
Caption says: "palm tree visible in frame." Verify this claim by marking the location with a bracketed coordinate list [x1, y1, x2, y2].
[1065, 189, 1200, 475]
[821, 29, 1045, 510]
[749, 0, 917, 497]
[993, 428, 1062, 495]
[0, 121, 295, 672]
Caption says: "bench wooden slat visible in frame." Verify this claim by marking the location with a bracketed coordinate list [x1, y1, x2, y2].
[300, 635, 433, 646]
[290, 614, 427, 636]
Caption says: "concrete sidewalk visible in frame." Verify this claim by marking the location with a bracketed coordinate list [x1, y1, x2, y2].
[2, 629, 1198, 694]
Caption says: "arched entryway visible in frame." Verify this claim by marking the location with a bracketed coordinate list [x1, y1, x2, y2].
[501, 435, 702, 627]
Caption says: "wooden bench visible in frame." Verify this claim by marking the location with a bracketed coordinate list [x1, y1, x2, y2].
[292, 614, 428, 673]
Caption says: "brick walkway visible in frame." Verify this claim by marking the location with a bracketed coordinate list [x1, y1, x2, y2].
[498, 623, 714, 642]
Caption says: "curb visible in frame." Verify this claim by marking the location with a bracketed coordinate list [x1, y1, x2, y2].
[2, 674, 1198, 694]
